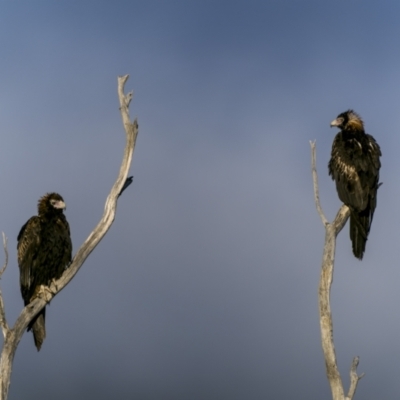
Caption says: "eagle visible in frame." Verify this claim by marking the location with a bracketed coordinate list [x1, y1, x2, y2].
[328, 110, 381, 260]
[17, 193, 72, 350]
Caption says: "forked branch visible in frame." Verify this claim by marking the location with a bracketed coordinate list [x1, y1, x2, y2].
[310, 141, 363, 400]
[0, 75, 139, 400]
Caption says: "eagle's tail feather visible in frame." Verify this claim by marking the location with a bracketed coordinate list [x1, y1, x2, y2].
[28, 307, 46, 351]
[350, 209, 370, 260]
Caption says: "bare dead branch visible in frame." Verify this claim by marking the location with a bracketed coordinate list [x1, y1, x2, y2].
[345, 356, 365, 400]
[310, 140, 329, 226]
[0, 74, 138, 400]
[311, 142, 362, 400]
[0, 233, 8, 278]
[119, 176, 133, 197]
[0, 233, 9, 339]
[125, 90, 133, 108]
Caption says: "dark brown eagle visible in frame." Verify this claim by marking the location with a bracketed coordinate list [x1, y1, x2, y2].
[328, 110, 381, 259]
[17, 193, 72, 350]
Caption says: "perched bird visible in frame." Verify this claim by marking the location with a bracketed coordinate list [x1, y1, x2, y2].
[328, 110, 381, 259]
[17, 193, 72, 350]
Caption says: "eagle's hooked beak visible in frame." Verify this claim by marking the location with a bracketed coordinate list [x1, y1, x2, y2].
[330, 118, 343, 128]
[54, 200, 66, 210]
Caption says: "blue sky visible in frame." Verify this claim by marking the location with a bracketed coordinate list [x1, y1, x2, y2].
[1, 1, 400, 399]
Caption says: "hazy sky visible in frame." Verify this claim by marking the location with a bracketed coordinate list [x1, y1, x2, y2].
[1, 1, 400, 399]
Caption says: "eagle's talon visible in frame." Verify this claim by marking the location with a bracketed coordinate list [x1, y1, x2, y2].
[37, 285, 53, 303]
[51, 278, 59, 292]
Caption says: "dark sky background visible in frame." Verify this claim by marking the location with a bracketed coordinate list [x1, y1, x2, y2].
[0, 1, 399, 399]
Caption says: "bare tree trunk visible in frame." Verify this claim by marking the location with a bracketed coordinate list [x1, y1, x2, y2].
[310, 141, 364, 400]
[0, 74, 138, 400]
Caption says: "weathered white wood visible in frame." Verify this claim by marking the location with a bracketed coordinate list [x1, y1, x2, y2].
[0, 233, 10, 339]
[310, 141, 329, 226]
[310, 141, 363, 400]
[0, 75, 138, 400]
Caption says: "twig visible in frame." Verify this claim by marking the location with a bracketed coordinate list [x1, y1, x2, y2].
[345, 356, 365, 400]
[0, 233, 8, 278]
[310, 140, 329, 226]
[119, 176, 133, 197]
[0, 233, 9, 338]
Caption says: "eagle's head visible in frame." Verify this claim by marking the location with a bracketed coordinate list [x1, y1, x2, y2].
[38, 192, 66, 216]
[330, 110, 364, 131]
